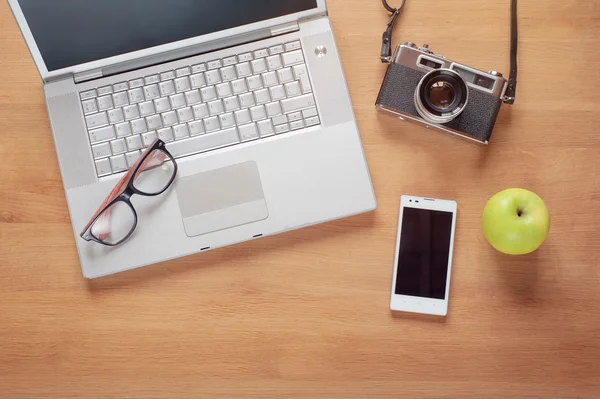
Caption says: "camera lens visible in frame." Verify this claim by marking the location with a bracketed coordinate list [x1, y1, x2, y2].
[414, 69, 468, 124]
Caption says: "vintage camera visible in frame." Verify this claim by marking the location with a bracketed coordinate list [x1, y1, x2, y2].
[376, 43, 511, 144]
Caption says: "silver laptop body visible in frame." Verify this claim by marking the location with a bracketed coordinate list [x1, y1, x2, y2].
[8, 0, 376, 278]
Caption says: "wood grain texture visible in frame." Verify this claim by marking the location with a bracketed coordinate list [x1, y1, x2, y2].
[1, 1, 599, 397]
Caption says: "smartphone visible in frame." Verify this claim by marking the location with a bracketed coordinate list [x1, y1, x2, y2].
[390, 196, 458, 316]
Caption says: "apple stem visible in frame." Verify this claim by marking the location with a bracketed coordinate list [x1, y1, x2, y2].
[517, 209, 523, 217]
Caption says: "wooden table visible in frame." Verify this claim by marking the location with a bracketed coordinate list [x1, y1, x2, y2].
[1, 1, 599, 397]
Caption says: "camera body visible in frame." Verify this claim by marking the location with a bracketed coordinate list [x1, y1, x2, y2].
[376, 43, 509, 144]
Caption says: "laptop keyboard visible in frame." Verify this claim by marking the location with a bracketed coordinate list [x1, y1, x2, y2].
[80, 41, 320, 177]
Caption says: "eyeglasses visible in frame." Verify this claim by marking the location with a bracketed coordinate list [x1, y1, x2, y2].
[80, 139, 178, 246]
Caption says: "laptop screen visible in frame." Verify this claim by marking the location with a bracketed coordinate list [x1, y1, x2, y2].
[18, 0, 318, 72]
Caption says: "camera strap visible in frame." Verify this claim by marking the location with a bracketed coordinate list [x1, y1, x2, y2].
[380, 0, 519, 103]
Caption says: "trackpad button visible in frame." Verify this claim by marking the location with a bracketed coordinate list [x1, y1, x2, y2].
[175, 161, 268, 237]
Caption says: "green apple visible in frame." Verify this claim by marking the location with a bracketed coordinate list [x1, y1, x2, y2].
[482, 188, 550, 255]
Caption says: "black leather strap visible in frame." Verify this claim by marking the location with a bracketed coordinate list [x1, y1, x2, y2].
[504, 0, 518, 104]
[380, 0, 406, 63]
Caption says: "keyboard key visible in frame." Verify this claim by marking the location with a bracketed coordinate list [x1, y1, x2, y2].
[169, 93, 187, 109]
[123, 104, 140, 120]
[139, 101, 156, 117]
[177, 107, 194, 123]
[80, 89, 97, 100]
[129, 78, 144, 88]
[130, 118, 148, 134]
[282, 50, 305, 67]
[113, 91, 129, 107]
[110, 138, 127, 154]
[192, 103, 209, 119]
[250, 105, 267, 121]
[144, 84, 160, 100]
[207, 60, 222, 70]
[128, 88, 144, 104]
[82, 99, 98, 115]
[216, 82, 232, 98]
[146, 114, 163, 130]
[272, 115, 288, 126]
[189, 120, 205, 136]
[231, 79, 248, 94]
[234, 109, 252, 125]
[302, 107, 318, 118]
[205, 69, 221, 85]
[222, 56, 237, 66]
[175, 76, 191, 92]
[266, 101, 282, 117]
[275, 123, 290, 134]
[239, 123, 259, 142]
[126, 151, 141, 168]
[290, 120, 305, 130]
[237, 52, 253, 62]
[203, 116, 220, 132]
[113, 82, 129, 92]
[247, 75, 263, 91]
[126, 134, 143, 151]
[110, 155, 128, 172]
[288, 112, 303, 122]
[185, 89, 202, 105]
[267, 55, 283, 71]
[269, 45, 285, 54]
[146, 115, 163, 130]
[285, 41, 301, 51]
[95, 158, 112, 177]
[305, 116, 320, 127]
[91, 142, 111, 159]
[208, 100, 224, 116]
[257, 119, 275, 137]
[269, 85, 286, 100]
[219, 113, 236, 129]
[190, 73, 206, 88]
[277, 67, 294, 83]
[239, 92, 255, 108]
[108, 108, 125, 124]
[86, 112, 109, 129]
[98, 86, 113, 96]
[293, 64, 312, 93]
[223, 96, 240, 112]
[236, 62, 252, 78]
[200, 86, 217, 102]
[159, 80, 176, 96]
[281, 93, 316, 114]
[254, 49, 269, 59]
[172, 123, 190, 140]
[160, 71, 176, 81]
[285, 81, 302, 97]
[142, 131, 158, 146]
[176, 67, 191, 77]
[192, 63, 207, 73]
[154, 97, 171, 113]
[254, 89, 271, 105]
[115, 122, 132, 138]
[220, 66, 237, 82]
[166, 127, 240, 158]
[162, 111, 178, 127]
[157, 127, 175, 142]
[251, 58, 268, 74]
[144, 75, 160, 85]
[262, 71, 278, 87]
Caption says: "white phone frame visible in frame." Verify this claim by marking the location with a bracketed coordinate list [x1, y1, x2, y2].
[390, 196, 458, 316]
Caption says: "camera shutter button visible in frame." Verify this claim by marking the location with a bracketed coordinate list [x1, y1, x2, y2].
[488, 70, 503, 77]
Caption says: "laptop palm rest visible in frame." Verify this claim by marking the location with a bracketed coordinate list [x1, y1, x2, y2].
[175, 161, 269, 237]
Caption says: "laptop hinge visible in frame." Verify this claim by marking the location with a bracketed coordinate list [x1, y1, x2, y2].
[74, 69, 103, 84]
[270, 21, 299, 36]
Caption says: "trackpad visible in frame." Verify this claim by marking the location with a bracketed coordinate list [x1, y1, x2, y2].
[175, 161, 269, 237]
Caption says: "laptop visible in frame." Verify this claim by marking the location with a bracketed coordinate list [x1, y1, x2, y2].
[8, 0, 377, 279]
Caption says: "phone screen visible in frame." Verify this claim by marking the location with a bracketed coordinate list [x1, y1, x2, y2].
[395, 207, 454, 299]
